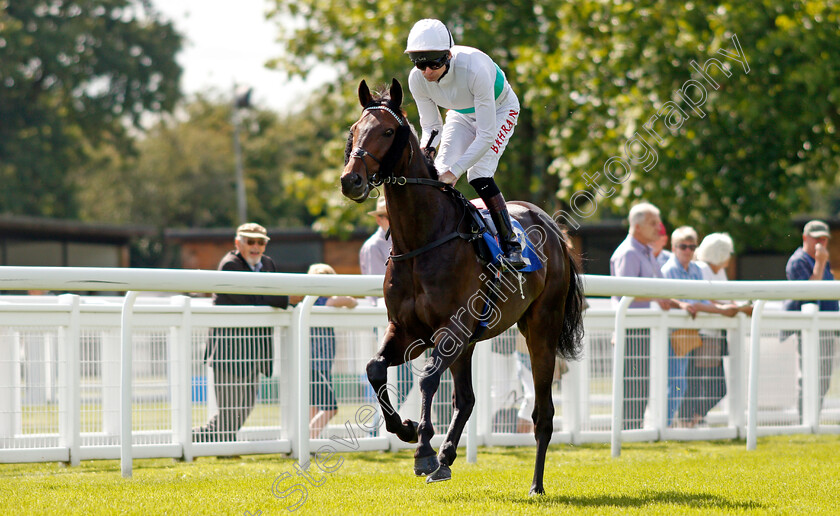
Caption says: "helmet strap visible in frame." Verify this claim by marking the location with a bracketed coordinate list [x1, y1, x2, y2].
[436, 56, 452, 82]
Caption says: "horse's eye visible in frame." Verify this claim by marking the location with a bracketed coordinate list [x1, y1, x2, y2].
[384, 128, 395, 137]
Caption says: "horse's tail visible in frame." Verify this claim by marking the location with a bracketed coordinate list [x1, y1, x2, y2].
[558, 246, 585, 360]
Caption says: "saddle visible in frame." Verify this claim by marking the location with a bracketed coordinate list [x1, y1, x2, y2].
[466, 199, 543, 273]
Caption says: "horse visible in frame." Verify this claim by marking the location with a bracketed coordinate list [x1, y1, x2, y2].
[340, 78, 585, 495]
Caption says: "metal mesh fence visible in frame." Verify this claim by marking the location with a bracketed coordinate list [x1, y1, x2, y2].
[191, 325, 289, 443]
[0, 327, 62, 449]
[581, 329, 614, 432]
[1, 298, 837, 462]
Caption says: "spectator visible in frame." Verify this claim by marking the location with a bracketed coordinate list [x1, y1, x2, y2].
[308, 263, 358, 438]
[194, 223, 289, 443]
[661, 227, 738, 427]
[359, 196, 392, 307]
[609, 202, 672, 429]
[652, 222, 673, 269]
[358, 195, 415, 417]
[783, 220, 838, 421]
[681, 232, 748, 427]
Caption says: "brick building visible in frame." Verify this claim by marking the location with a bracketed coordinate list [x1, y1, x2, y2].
[165, 227, 372, 274]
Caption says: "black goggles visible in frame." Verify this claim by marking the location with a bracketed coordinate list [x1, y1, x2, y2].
[409, 52, 449, 71]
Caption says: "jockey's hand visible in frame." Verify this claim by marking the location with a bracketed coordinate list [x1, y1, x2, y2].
[439, 170, 457, 186]
[423, 147, 436, 160]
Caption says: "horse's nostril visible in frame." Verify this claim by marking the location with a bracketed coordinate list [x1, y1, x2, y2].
[353, 174, 363, 187]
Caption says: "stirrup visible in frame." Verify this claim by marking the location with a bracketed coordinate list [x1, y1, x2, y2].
[502, 243, 526, 270]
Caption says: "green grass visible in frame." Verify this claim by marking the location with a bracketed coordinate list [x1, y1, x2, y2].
[1, 435, 838, 515]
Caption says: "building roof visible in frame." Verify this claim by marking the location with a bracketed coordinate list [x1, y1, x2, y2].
[0, 215, 154, 243]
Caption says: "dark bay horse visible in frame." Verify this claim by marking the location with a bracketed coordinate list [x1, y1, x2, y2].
[340, 78, 584, 495]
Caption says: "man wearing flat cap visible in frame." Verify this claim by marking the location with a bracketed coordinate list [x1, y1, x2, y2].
[194, 223, 289, 443]
[784, 219, 838, 422]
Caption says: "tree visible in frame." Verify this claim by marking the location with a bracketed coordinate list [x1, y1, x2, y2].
[268, 0, 840, 251]
[525, 0, 840, 251]
[266, 0, 557, 206]
[76, 91, 375, 264]
[0, 0, 182, 218]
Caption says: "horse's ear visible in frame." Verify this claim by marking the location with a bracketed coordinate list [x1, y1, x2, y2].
[389, 78, 403, 108]
[358, 80, 372, 108]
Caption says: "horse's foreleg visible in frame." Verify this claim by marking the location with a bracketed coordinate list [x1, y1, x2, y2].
[413, 355, 443, 473]
[425, 345, 476, 483]
[366, 354, 418, 443]
[414, 328, 469, 478]
[366, 325, 422, 444]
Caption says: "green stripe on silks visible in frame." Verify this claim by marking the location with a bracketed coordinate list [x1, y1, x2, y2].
[453, 64, 504, 114]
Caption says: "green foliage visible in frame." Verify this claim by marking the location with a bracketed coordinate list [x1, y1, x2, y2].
[0, 0, 182, 218]
[1, 436, 839, 514]
[76, 91, 378, 243]
[531, 0, 840, 251]
[267, 0, 840, 250]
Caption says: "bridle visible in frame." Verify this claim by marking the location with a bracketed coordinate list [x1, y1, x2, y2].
[348, 103, 483, 262]
[348, 105, 413, 187]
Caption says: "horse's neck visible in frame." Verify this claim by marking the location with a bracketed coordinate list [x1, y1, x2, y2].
[386, 144, 458, 256]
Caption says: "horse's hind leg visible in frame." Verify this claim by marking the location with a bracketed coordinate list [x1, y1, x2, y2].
[520, 316, 561, 496]
[426, 345, 476, 483]
[366, 323, 423, 443]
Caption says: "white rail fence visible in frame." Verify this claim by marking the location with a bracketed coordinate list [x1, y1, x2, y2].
[0, 267, 838, 478]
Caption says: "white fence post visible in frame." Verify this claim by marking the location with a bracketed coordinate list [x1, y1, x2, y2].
[0, 329, 21, 440]
[563, 349, 581, 442]
[801, 304, 820, 430]
[171, 296, 193, 461]
[476, 335, 492, 444]
[101, 328, 121, 438]
[746, 299, 766, 451]
[295, 296, 316, 465]
[466, 347, 479, 464]
[651, 311, 669, 435]
[120, 291, 139, 478]
[611, 296, 634, 458]
[728, 313, 748, 434]
[58, 294, 81, 465]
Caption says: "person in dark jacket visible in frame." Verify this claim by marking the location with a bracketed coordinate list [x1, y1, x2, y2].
[193, 223, 289, 443]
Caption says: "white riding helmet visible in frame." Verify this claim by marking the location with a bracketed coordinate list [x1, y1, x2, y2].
[405, 19, 453, 53]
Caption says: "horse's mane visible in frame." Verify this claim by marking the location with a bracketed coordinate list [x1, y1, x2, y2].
[344, 87, 439, 179]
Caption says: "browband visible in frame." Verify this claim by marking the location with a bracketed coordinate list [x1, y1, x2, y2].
[366, 105, 405, 126]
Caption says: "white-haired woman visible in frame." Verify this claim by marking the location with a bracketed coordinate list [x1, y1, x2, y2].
[681, 233, 751, 427]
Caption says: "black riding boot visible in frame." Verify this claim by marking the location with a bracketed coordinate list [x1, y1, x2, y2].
[485, 193, 526, 269]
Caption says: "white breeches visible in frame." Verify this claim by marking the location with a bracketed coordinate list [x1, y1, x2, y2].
[434, 103, 520, 182]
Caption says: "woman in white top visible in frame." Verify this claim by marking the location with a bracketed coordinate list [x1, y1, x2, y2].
[404, 19, 524, 269]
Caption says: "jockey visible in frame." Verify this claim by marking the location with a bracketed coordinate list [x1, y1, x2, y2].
[405, 18, 525, 269]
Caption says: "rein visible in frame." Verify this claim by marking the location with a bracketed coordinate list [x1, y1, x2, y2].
[350, 105, 482, 262]
[387, 177, 484, 262]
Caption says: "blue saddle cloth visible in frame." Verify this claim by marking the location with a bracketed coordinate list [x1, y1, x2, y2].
[470, 202, 543, 273]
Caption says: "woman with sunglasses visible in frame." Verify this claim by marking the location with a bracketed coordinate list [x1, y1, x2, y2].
[660, 226, 739, 427]
[405, 18, 525, 269]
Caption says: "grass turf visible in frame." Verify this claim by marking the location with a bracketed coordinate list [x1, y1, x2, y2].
[1, 434, 838, 515]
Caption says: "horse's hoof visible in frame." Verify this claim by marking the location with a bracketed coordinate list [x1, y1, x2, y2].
[529, 485, 545, 496]
[414, 454, 440, 477]
[425, 463, 451, 483]
[399, 419, 419, 444]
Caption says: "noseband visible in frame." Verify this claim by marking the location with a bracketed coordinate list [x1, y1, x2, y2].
[349, 105, 413, 187]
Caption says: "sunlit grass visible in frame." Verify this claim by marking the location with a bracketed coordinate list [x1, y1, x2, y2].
[0, 435, 838, 515]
